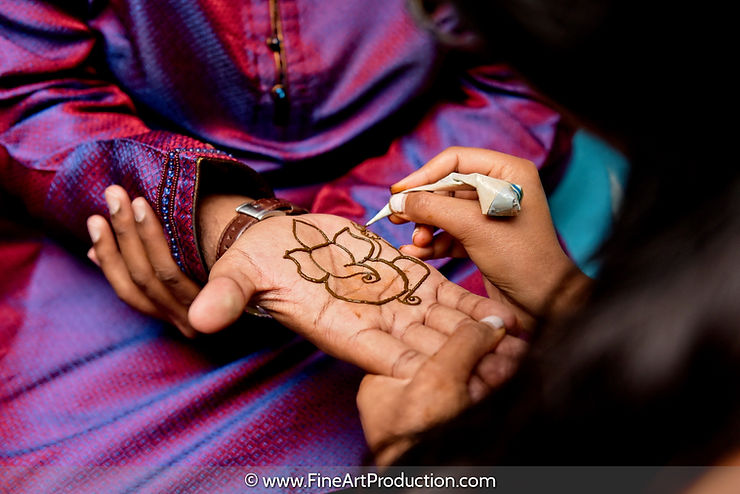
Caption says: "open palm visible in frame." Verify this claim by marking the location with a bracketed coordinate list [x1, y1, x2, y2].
[189, 213, 516, 379]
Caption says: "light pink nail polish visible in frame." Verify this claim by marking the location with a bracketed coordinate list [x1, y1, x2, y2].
[389, 193, 406, 213]
[87, 218, 101, 243]
[132, 199, 146, 223]
[480, 315, 505, 329]
[104, 190, 120, 215]
[87, 248, 100, 266]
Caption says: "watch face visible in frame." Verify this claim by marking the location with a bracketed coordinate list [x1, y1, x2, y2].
[236, 201, 268, 218]
[236, 198, 293, 220]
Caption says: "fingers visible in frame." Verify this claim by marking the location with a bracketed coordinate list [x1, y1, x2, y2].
[356, 373, 412, 457]
[406, 224, 470, 258]
[390, 303, 502, 359]
[389, 322, 447, 356]
[131, 197, 200, 304]
[421, 303, 492, 336]
[106, 188, 183, 310]
[475, 350, 521, 389]
[468, 375, 491, 403]
[188, 276, 251, 333]
[87, 214, 161, 317]
[347, 328, 429, 379]
[87, 246, 100, 266]
[400, 231, 467, 260]
[88, 185, 200, 337]
[105, 186, 197, 336]
[390, 147, 537, 193]
[412, 224, 434, 247]
[435, 280, 516, 330]
[494, 333, 530, 360]
[390, 192, 485, 246]
[357, 374, 407, 412]
[475, 335, 529, 389]
[429, 319, 506, 383]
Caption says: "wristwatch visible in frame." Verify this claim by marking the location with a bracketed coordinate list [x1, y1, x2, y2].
[216, 197, 308, 260]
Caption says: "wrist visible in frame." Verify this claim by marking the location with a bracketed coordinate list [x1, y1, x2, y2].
[197, 194, 254, 269]
[549, 264, 593, 319]
[215, 198, 308, 262]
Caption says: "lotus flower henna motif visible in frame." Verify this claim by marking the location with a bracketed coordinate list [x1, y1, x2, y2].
[283, 219, 430, 305]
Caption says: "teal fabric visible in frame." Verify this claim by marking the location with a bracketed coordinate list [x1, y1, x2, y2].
[549, 130, 630, 277]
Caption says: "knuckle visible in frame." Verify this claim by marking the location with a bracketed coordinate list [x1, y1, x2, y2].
[479, 355, 517, 387]
[356, 376, 375, 405]
[153, 266, 181, 285]
[422, 302, 442, 326]
[110, 220, 132, 237]
[113, 285, 135, 303]
[407, 191, 434, 215]
[129, 269, 151, 288]
[391, 349, 421, 378]
[436, 279, 455, 300]
[469, 295, 490, 315]
[518, 159, 538, 177]
[450, 316, 472, 335]
[470, 293, 491, 315]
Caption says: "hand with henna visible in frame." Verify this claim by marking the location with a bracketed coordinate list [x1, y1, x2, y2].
[190, 212, 520, 381]
[87, 188, 522, 386]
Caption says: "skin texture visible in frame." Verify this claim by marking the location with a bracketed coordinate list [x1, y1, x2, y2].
[389, 147, 592, 325]
[190, 212, 517, 379]
[87, 186, 202, 337]
[356, 146, 593, 463]
[358, 317, 506, 465]
[283, 219, 430, 305]
[87, 188, 525, 386]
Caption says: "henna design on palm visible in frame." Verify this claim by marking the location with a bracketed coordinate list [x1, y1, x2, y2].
[284, 219, 430, 305]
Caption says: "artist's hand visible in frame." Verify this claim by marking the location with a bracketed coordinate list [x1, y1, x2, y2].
[86, 185, 201, 337]
[388, 147, 592, 324]
[188, 213, 518, 379]
[357, 317, 506, 465]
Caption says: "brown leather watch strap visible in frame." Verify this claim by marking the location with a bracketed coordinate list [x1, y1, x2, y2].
[216, 198, 307, 259]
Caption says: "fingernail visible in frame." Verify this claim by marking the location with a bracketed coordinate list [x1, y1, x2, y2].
[87, 218, 101, 243]
[87, 247, 100, 266]
[389, 193, 406, 214]
[412, 226, 421, 243]
[104, 190, 120, 215]
[132, 199, 146, 223]
[480, 315, 505, 329]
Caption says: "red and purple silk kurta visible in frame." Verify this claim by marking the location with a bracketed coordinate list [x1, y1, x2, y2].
[0, 0, 568, 490]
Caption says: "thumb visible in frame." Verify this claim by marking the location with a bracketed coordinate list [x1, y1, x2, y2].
[431, 320, 506, 383]
[188, 275, 256, 333]
[391, 191, 484, 244]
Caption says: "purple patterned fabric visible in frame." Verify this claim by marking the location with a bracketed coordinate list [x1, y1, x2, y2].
[0, 0, 569, 490]
[0, 217, 367, 492]
[0, 0, 566, 280]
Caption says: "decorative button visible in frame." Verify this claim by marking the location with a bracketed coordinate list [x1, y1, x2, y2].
[270, 84, 287, 101]
[266, 37, 281, 51]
